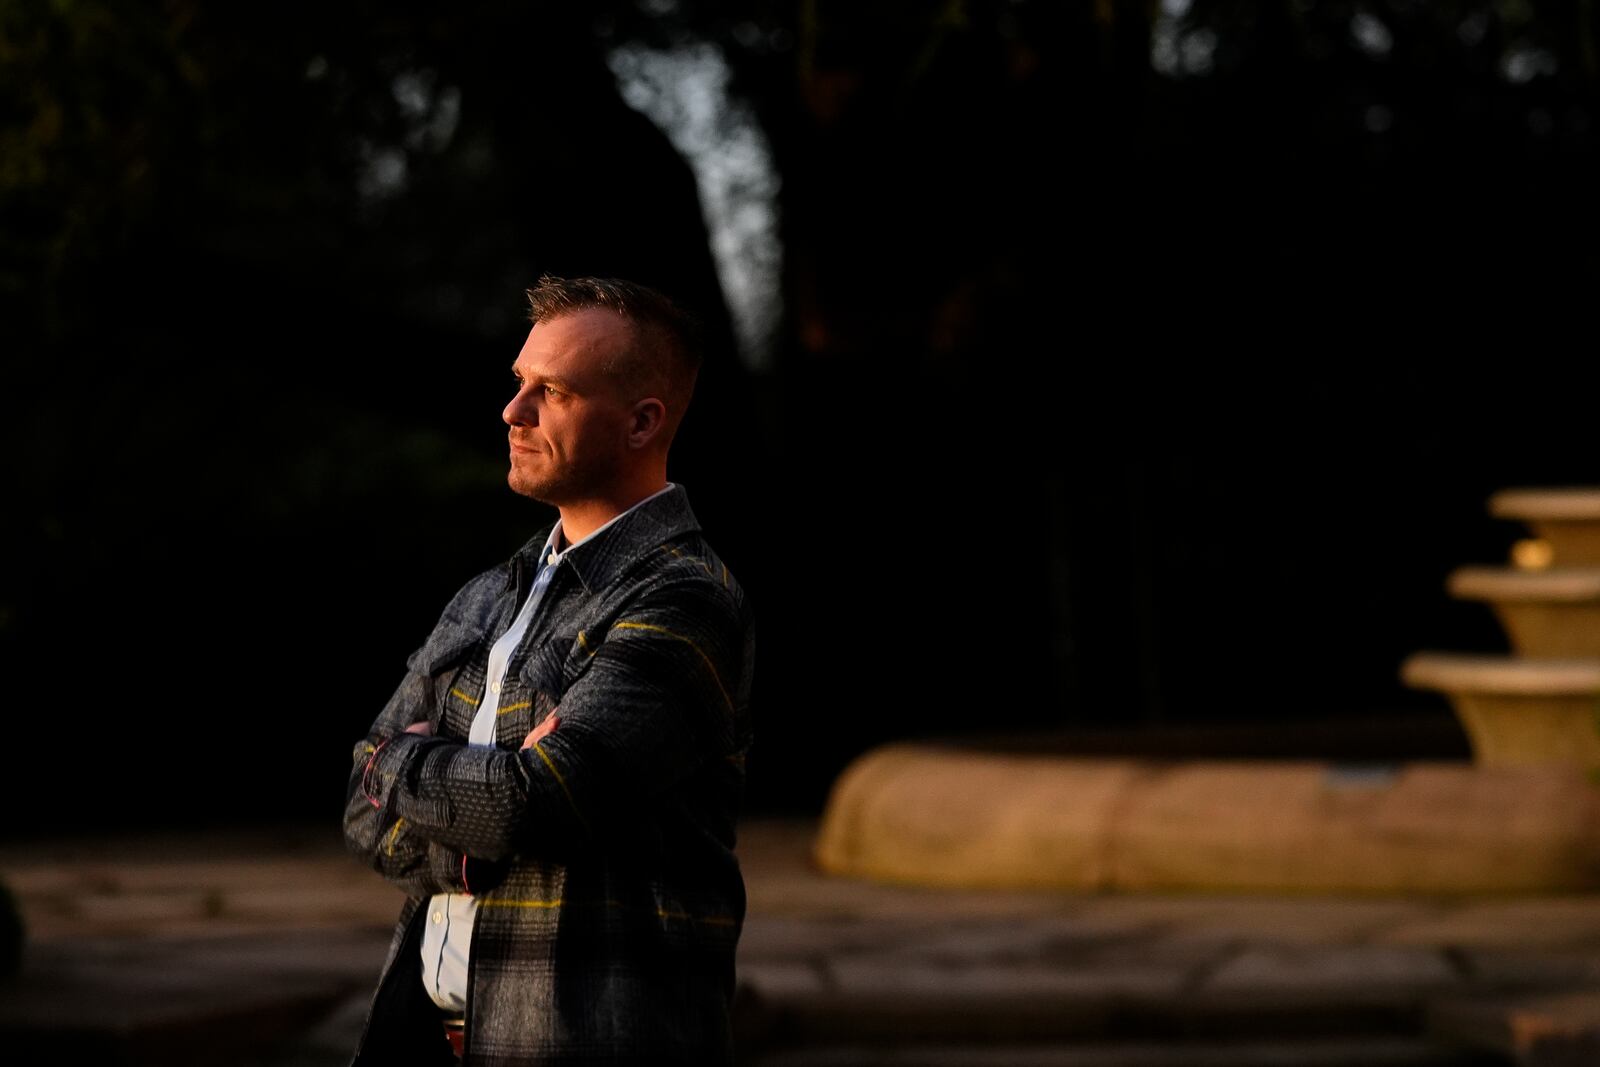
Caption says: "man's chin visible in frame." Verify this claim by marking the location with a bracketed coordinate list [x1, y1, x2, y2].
[507, 471, 553, 503]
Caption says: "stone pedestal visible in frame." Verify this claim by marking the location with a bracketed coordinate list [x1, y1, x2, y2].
[1447, 567, 1600, 658]
[1403, 486, 1600, 771]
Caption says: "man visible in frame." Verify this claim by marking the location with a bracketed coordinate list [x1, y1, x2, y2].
[344, 275, 755, 1066]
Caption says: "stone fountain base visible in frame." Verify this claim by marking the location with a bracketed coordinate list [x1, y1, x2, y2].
[814, 744, 1600, 894]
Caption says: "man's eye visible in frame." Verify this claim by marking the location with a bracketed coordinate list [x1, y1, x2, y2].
[544, 385, 561, 398]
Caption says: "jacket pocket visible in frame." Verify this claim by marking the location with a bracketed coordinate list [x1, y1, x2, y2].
[406, 619, 483, 732]
[518, 628, 599, 701]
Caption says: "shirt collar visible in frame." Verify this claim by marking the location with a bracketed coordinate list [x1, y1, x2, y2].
[540, 482, 675, 566]
[519, 481, 700, 592]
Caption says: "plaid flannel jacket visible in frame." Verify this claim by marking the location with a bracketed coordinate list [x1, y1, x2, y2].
[344, 485, 755, 1066]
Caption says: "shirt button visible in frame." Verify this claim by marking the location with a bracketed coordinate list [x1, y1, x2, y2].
[491, 681, 502, 694]
[431, 910, 444, 924]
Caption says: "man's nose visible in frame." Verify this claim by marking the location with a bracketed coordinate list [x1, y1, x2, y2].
[504, 387, 537, 426]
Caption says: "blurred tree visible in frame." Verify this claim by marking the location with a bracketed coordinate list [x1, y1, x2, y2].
[0, 1, 755, 829]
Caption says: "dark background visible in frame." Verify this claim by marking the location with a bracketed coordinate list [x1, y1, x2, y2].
[3, 0, 1597, 836]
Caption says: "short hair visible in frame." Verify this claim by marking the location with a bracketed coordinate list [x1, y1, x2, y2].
[524, 276, 703, 439]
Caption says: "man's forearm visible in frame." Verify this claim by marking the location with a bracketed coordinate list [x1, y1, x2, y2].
[344, 734, 477, 896]
[357, 730, 574, 861]
[354, 578, 750, 865]
[341, 665, 479, 895]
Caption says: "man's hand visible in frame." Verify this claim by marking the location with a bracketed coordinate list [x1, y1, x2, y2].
[405, 721, 434, 737]
[521, 710, 560, 750]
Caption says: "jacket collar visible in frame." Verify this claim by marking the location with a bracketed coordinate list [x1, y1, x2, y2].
[514, 483, 701, 595]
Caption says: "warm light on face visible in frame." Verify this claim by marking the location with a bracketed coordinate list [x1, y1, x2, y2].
[502, 310, 638, 506]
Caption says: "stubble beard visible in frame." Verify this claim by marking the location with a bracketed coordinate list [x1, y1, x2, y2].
[507, 462, 566, 505]
[507, 450, 618, 507]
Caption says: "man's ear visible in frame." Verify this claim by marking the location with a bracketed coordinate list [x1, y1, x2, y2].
[627, 397, 667, 449]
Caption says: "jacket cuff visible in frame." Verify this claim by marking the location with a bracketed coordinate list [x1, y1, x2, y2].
[361, 732, 433, 809]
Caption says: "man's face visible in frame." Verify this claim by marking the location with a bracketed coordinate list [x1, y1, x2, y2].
[503, 308, 637, 505]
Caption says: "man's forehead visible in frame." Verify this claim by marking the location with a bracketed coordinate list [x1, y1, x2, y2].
[514, 308, 634, 375]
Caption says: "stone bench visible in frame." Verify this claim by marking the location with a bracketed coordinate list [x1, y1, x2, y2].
[1429, 991, 1600, 1067]
[812, 743, 1600, 893]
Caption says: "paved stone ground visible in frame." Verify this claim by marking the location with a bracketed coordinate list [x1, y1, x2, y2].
[3, 818, 1599, 1065]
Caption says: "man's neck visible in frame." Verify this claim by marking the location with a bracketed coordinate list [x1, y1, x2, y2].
[556, 480, 671, 547]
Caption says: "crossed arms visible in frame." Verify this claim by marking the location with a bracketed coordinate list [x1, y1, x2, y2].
[343, 576, 751, 897]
